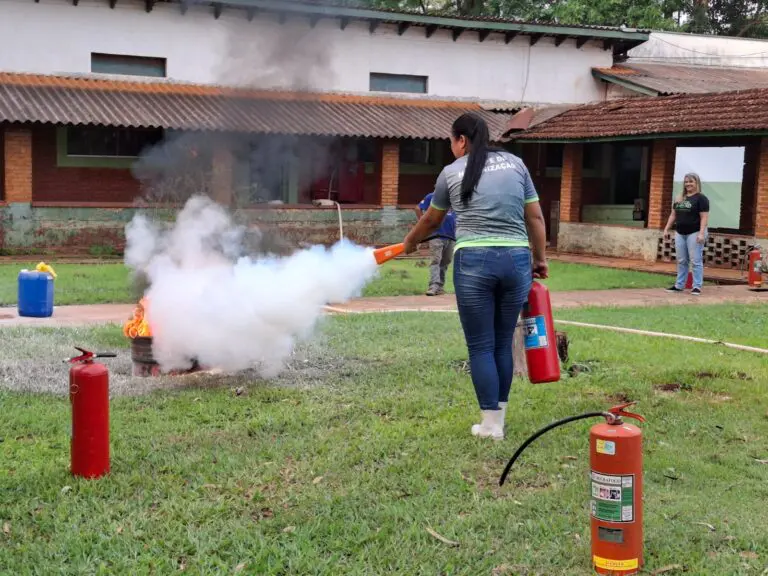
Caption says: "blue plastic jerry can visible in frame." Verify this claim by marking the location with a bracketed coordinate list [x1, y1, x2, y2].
[18, 269, 55, 318]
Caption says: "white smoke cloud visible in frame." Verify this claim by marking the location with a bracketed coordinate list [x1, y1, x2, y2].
[124, 195, 379, 376]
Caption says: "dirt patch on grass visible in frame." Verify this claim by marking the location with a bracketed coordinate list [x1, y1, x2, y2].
[606, 392, 633, 404]
[0, 327, 362, 397]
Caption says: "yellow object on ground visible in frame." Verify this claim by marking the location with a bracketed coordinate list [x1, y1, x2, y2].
[35, 262, 57, 279]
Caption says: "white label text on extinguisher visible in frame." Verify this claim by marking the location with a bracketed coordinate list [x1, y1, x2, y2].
[590, 471, 635, 523]
[523, 315, 548, 350]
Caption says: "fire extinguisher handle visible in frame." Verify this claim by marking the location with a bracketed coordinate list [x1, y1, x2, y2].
[608, 401, 646, 423]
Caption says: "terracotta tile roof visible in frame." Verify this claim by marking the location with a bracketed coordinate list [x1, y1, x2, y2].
[593, 63, 768, 95]
[0, 72, 512, 140]
[512, 88, 768, 141]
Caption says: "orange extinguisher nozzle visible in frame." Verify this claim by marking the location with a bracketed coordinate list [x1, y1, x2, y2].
[373, 243, 405, 265]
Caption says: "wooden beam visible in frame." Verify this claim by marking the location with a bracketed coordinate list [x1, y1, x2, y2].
[504, 31, 518, 44]
[529, 33, 543, 46]
[340, 17, 350, 30]
[213, 3, 222, 19]
[425, 24, 438, 38]
[369, 20, 379, 34]
[554, 35, 566, 47]
[576, 37, 589, 49]
[452, 28, 462, 41]
[397, 22, 409, 35]
[478, 30, 491, 42]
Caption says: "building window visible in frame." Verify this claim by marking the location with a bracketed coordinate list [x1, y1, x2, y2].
[370, 73, 427, 94]
[91, 53, 167, 78]
[66, 126, 163, 158]
[400, 140, 438, 165]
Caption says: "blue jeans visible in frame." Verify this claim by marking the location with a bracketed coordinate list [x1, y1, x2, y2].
[675, 232, 706, 290]
[453, 246, 533, 410]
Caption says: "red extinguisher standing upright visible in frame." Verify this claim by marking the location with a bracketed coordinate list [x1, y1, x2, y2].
[522, 280, 561, 383]
[747, 245, 764, 289]
[67, 347, 116, 479]
[500, 402, 646, 575]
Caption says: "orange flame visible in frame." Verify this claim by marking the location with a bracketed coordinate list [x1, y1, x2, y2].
[123, 297, 152, 339]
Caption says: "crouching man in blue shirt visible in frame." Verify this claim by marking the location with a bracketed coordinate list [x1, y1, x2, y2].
[417, 191, 456, 296]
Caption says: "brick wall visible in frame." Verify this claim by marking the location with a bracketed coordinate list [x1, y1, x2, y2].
[211, 145, 234, 207]
[647, 139, 676, 230]
[0, 129, 5, 200]
[756, 137, 768, 239]
[32, 125, 142, 203]
[380, 140, 400, 207]
[4, 126, 33, 203]
[559, 144, 583, 223]
[739, 140, 760, 233]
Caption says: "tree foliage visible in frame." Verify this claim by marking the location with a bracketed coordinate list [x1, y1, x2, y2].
[368, 0, 768, 37]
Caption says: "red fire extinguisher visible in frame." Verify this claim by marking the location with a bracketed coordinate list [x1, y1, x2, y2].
[500, 401, 646, 575]
[67, 347, 116, 479]
[522, 280, 561, 383]
[747, 246, 763, 289]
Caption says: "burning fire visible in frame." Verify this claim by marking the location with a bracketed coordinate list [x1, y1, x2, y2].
[123, 297, 152, 339]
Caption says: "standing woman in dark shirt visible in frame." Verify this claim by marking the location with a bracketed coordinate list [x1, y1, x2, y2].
[663, 172, 710, 295]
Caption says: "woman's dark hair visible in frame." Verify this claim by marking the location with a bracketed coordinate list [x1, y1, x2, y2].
[452, 112, 499, 206]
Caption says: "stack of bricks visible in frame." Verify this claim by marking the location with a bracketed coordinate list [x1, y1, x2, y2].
[647, 139, 676, 230]
[559, 143, 582, 223]
[3, 127, 33, 203]
[380, 140, 400, 207]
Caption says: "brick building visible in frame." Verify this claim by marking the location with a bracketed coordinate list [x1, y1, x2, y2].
[507, 88, 768, 270]
[0, 0, 651, 254]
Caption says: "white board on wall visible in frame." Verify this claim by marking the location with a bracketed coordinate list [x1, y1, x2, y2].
[673, 147, 745, 230]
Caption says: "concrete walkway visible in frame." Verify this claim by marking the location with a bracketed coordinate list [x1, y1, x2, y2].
[1, 286, 765, 328]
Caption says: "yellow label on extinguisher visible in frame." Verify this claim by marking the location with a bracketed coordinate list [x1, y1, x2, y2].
[593, 556, 638, 571]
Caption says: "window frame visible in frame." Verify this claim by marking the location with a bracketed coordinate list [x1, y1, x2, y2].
[56, 126, 164, 169]
[90, 52, 167, 78]
[369, 72, 428, 94]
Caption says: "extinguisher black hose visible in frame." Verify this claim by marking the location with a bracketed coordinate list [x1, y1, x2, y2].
[499, 411, 607, 487]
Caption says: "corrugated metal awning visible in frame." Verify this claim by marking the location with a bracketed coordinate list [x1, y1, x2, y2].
[0, 73, 513, 141]
[593, 63, 768, 96]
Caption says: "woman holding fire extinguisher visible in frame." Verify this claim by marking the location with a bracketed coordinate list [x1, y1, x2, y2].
[403, 112, 548, 440]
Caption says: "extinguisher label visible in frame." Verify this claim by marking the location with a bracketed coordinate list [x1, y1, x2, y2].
[523, 316, 548, 349]
[590, 471, 635, 523]
[596, 439, 616, 456]
[593, 556, 639, 571]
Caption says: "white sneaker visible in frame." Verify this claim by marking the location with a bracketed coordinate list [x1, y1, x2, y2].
[471, 409, 504, 440]
[499, 401, 508, 423]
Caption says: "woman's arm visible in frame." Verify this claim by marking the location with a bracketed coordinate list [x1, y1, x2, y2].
[524, 201, 548, 278]
[698, 211, 709, 243]
[663, 210, 676, 236]
[404, 206, 446, 253]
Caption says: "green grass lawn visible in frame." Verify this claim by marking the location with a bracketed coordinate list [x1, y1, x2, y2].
[2, 306, 768, 574]
[556, 303, 768, 350]
[1, 258, 673, 305]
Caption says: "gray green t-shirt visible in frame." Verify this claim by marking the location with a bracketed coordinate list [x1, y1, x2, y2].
[430, 150, 539, 251]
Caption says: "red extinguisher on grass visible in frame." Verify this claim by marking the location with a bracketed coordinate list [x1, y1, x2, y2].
[522, 280, 561, 383]
[500, 401, 646, 575]
[67, 347, 116, 479]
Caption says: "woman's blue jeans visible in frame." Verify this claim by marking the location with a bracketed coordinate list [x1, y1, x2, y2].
[675, 232, 706, 290]
[453, 246, 532, 410]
